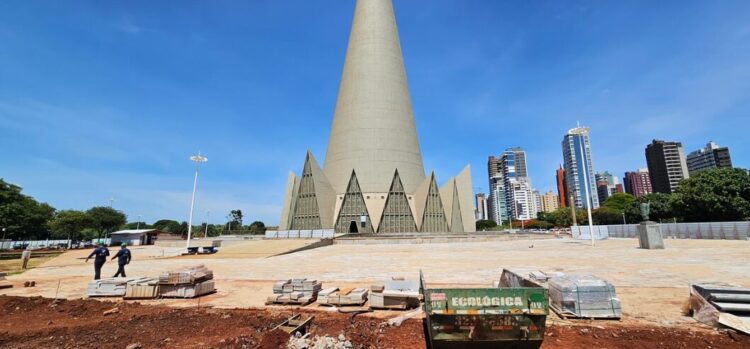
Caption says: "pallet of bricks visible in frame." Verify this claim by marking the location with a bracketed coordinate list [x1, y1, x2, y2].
[267, 278, 322, 306]
[158, 265, 216, 298]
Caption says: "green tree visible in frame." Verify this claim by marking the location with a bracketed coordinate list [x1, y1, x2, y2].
[672, 167, 750, 222]
[48, 210, 94, 244]
[592, 206, 625, 225]
[152, 219, 182, 232]
[475, 219, 497, 230]
[602, 193, 635, 211]
[553, 207, 588, 227]
[86, 206, 127, 237]
[230, 209, 243, 227]
[249, 221, 266, 234]
[0, 179, 56, 240]
[536, 212, 557, 225]
[625, 193, 674, 223]
[524, 220, 553, 229]
[124, 221, 151, 230]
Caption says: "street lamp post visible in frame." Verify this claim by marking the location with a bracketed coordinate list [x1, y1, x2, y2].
[1, 228, 6, 250]
[226, 215, 232, 235]
[622, 212, 627, 225]
[186, 153, 208, 249]
[578, 138, 596, 246]
[204, 211, 210, 238]
[137, 215, 142, 230]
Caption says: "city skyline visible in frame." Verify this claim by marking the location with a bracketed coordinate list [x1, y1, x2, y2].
[2, 1, 749, 225]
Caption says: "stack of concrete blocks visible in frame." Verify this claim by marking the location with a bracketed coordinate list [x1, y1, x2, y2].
[548, 274, 622, 319]
[318, 287, 369, 306]
[124, 277, 160, 299]
[369, 277, 420, 310]
[158, 265, 215, 298]
[87, 277, 149, 297]
[638, 222, 665, 249]
[268, 278, 322, 305]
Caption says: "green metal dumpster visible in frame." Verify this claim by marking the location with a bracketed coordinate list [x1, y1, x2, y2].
[421, 270, 549, 349]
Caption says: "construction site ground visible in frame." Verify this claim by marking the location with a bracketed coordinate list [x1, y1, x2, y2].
[1, 237, 749, 347]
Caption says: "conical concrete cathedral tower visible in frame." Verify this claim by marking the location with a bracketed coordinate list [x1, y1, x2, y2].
[279, 0, 474, 234]
[324, 0, 425, 195]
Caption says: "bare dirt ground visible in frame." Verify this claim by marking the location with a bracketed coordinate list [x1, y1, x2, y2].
[0, 295, 747, 349]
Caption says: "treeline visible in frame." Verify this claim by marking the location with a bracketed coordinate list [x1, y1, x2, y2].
[477, 167, 750, 230]
[0, 179, 266, 242]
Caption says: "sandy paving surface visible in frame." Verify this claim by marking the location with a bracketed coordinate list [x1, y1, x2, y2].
[2, 237, 749, 327]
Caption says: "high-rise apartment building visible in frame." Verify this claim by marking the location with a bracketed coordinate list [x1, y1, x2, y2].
[556, 165, 567, 208]
[510, 179, 537, 221]
[595, 171, 620, 203]
[540, 191, 559, 213]
[686, 141, 733, 174]
[532, 190, 543, 214]
[562, 126, 599, 209]
[487, 148, 532, 221]
[645, 140, 689, 194]
[474, 193, 488, 221]
[488, 178, 508, 223]
[623, 168, 652, 198]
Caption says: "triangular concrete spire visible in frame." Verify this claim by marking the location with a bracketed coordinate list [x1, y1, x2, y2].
[378, 169, 417, 233]
[323, 0, 425, 194]
[289, 151, 336, 229]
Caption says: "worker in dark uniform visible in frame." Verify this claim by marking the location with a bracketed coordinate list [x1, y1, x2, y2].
[111, 243, 131, 277]
[85, 243, 110, 280]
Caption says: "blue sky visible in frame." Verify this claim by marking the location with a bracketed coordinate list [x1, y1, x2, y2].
[1, 1, 748, 225]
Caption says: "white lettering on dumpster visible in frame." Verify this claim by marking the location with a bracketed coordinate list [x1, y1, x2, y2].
[450, 296, 524, 308]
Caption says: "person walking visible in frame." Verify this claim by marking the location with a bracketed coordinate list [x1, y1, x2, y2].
[21, 247, 31, 269]
[85, 243, 110, 280]
[111, 243, 131, 278]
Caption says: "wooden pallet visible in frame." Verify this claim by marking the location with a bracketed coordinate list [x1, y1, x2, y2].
[273, 314, 314, 335]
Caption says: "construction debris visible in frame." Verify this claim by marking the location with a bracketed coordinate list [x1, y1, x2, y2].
[318, 287, 368, 306]
[158, 265, 216, 298]
[549, 274, 622, 319]
[369, 277, 420, 310]
[287, 333, 352, 349]
[690, 283, 750, 335]
[87, 277, 150, 297]
[267, 278, 322, 306]
[124, 278, 159, 300]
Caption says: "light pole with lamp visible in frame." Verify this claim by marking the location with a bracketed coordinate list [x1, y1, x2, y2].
[622, 212, 627, 225]
[137, 215, 142, 230]
[186, 153, 208, 249]
[577, 136, 596, 246]
[204, 211, 210, 238]
[226, 214, 232, 235]
[1, 228, 6, 250]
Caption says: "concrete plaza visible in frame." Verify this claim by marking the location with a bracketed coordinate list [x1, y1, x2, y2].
[2, 237, 748, 326]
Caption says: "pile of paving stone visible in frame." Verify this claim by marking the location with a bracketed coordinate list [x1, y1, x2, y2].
[268, 278, 323, 305]
[318, 287, 368, 306]
[158, 265, 215, 298]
